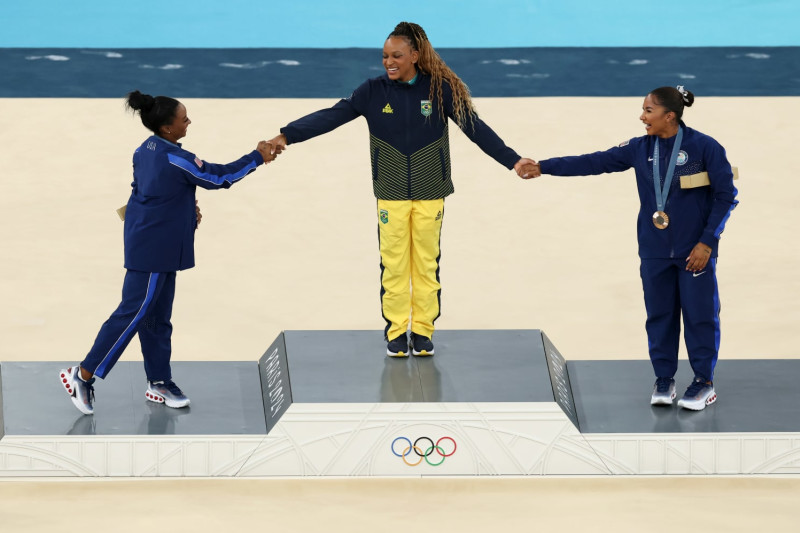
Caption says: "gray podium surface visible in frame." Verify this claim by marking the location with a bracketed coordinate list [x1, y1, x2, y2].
[570, 359, 800, 433]
[4, 331, 799, 438]
[283, 330, 555, 403]
[1, 361, 266, 436]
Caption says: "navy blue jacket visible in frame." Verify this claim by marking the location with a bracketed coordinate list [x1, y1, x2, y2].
[539, 124, 738, 259]
[124, 135, 263, 272]
[280, 73, 521, 200]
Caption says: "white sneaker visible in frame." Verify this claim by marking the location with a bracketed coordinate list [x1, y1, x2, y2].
[651, 377, 677, 406]
[677, 378, 717, 411]
[146, 380, 190, 408]
[59, 366, 95, 415]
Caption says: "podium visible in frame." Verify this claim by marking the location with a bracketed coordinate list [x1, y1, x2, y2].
[2, 330, 799, 477]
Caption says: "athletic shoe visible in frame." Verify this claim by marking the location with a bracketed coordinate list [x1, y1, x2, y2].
[146, 380, 191, 408]
[386, 334, 409, 357]
[410, 332, 434, 357]
[650, 377, 677, 406]
[59, 366, 95, 415]
[677, 378, 717, 411]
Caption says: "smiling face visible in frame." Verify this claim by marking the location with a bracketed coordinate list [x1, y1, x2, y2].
[382, 36, 419, 82]
[160, 103, 191, 142]
[640, 94, 677, 138]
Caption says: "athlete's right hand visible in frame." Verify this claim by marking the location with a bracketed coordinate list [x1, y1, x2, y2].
[268, 134, 288, 155]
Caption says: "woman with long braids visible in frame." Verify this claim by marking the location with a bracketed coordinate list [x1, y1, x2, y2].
[268, 22, 536, 357]
[59, 90, 275, 415]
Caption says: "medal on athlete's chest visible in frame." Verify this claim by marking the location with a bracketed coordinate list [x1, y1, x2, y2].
[651, 128, 683, 230]
[652, 210, 670, 229]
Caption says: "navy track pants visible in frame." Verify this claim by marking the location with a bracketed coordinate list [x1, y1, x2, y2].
[81, 270, 175, 381]
[640, 258, 720, 382]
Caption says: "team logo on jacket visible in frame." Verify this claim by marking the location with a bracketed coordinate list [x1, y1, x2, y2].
[382, 103, 394, 114]
[194, 156, 203, 168]
[380, 209, 389, 224]
[676, 151, 688, 165]
[420, 100, 432, 117]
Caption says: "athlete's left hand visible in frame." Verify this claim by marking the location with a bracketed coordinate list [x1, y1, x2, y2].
[196, 200, 202, 228]
[686, 242, 712, 272]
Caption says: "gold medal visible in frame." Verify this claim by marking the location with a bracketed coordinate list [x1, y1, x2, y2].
[652, 210, 669, 229]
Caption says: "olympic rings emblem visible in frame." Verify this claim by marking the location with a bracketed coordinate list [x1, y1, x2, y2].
[391, 436, 457, 466]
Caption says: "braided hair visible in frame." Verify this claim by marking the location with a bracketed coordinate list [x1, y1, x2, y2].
[388, 22, 476, 130]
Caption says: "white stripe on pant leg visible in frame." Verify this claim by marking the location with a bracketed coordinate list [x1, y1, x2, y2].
[95, 272, 159, 377]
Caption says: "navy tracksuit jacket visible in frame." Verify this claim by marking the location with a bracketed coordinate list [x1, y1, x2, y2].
[280, 72, 521, 200]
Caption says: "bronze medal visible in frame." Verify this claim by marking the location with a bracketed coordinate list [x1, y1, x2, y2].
[652, 210, 669, 229]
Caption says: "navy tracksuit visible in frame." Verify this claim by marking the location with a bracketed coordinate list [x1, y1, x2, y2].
[539, 123, 738, 381]
[82, 136, 262, 380]
[280, 72, 522, 201]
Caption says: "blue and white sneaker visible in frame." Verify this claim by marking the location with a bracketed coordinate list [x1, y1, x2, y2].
[410, 332, 434, 357]
[677, 378, 717, 411]
[386, 334, 409, 357]
[650, 377, 676, 406]
[146, 380, 191, 408]
[59, 366, 95, 415]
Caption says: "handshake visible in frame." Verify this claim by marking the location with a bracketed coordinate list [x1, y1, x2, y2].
[256, 134, 289, 164]
[514, 158, 542, 179]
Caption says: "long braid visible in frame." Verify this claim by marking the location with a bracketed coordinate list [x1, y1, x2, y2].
[389, 22, 476, 130]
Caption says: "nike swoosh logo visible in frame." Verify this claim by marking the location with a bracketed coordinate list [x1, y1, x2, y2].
[648, 157, 654, 161]
[693, 271, 707, 278]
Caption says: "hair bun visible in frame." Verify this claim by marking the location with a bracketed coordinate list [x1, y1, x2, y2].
[126, 90, 155, 112]
[676, 85, 695, 107]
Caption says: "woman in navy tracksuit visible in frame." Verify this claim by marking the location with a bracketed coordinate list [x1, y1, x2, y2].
[537, 86, 738, 410]
[59, 90, 273, 415]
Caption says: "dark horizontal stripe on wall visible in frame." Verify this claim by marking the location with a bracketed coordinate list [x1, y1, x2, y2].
[2, 47, 798, 98]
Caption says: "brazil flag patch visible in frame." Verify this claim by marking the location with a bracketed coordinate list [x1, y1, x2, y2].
[420, 100, 432, 117]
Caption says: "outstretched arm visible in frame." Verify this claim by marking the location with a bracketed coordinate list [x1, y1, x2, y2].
[170, 143, 267, 190]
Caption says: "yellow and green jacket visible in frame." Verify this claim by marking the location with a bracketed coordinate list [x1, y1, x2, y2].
[280, 72, 521, 200]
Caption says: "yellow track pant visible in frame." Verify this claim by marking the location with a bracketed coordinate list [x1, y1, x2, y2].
[378, 198, 444, 341]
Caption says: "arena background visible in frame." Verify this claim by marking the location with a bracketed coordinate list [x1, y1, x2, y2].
[1, 1, 799, 531]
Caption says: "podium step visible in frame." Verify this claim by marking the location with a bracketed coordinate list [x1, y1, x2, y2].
[1, 330, 799, 477]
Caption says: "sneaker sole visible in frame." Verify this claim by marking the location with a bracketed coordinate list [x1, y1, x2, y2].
[386, 350, 409, 358]
[59, 368, 93, 415]
[650, 393, 676, 406]
[145, 390, 190, 409]
[678, 392, 717, 411]
[412, 349, 434, 357]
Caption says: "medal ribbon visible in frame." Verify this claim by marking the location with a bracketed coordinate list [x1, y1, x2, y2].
[652, 126, 683, 213]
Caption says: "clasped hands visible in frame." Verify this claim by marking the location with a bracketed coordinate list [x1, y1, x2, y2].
[514, 158, 541, 179]
[256, 134, 289, 164]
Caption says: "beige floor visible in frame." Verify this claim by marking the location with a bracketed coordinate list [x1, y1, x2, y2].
[1, 97, 798, 529]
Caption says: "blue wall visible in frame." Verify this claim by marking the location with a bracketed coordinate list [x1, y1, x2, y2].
[3, 0, 798, 48]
